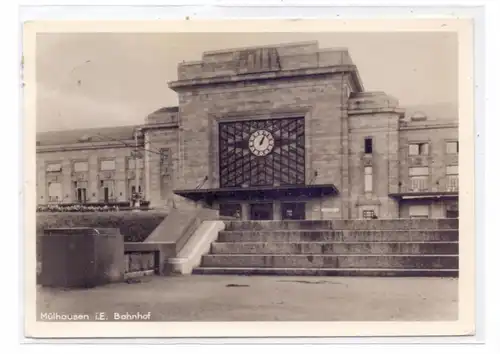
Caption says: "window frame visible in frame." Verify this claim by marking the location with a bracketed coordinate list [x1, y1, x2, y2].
[99, 159, 116, 171]
[73, 160, 89, 172]
[446, 141, 459, 154]
[364, 166, 373, 193]
[445, 164, 459, 192]
[408, 204, 430, 219]
[408, 166, 430, 192]
[408, 142, 430, 156]
[446, 165, 458, 175]
[409, 166, 430, 177]
[47, 181, 63, 203]
[46, 162, 63, 173]
[364, 137, 373, 154]
[127, 157, 144, 170]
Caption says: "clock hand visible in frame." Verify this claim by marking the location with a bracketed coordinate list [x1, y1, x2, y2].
[259, 136, 265, 145]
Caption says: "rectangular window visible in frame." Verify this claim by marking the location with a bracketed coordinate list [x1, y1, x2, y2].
[446, 141, 459, 154]
[364, 138, 373, 154]
[409, 142, 429, 156]
[446, 201, 459, 218]
[128, 158, 144, 169]
[409, 144, 419, 156]
[73, 161, 88, 172]
[409, 204, 430, 219]
[47, 182, 62, 202]
[364, 166, 373, 193]
[46, 163, 62, 172]
[409, 167, 429, 192]
[446, 165, 458, 175]
[409, 167, 430, 176]
[100, 160, 115, 171]
[446, 165, 459, 192]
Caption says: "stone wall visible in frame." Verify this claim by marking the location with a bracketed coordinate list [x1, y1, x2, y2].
[399, 123, 459, 193]
[175, 73, 351, 217]
[348, 110, 401, 218]
[177, 42, 355, 81]
[37, 146, 143, 205]
[144, 128, 181, 209]
[35, 41, 459, 221]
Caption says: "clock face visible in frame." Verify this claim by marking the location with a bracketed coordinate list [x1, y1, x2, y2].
[248, 129, 275, 156]
[219, 117, 305, 187]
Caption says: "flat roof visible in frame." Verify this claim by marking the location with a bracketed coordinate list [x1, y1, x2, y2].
[36, 125, 141, 147]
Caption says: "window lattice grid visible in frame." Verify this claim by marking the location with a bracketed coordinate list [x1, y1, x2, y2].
[219, 117, 306, 188]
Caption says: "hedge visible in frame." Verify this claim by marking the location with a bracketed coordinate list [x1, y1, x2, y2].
[36, 211, 168, 243]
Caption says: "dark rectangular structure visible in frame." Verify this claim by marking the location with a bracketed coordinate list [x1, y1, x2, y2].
[39, 227, 124, 288]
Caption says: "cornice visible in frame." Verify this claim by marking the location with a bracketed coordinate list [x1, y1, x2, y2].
[399, 122, 458, 131]
[169, 65, 363, 92]
[36, 139, 141, 153]
[348, 108, 406, 116]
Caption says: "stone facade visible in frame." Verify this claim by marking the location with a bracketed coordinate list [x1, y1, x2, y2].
[36, 127, 145, 206]
[36, 41, 458, 219]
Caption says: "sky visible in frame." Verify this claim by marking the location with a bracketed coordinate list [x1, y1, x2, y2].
[35, 32, 458, 132]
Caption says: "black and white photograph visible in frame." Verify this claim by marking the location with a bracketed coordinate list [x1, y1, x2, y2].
[23, 19, 476, 338]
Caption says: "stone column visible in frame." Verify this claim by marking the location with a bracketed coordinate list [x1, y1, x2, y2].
[115, 157, 127, 202]
[89, 155, 99, 203]
[273, 201, 281, 220]
[149, 151, 162, 208]
[61, 159, 72, 203]
[340, 75, 351, 219]
[241, 203, 250, 221]
[386, 115, 401, 217]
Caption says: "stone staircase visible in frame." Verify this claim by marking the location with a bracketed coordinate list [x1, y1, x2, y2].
[192, 219, 459, 277]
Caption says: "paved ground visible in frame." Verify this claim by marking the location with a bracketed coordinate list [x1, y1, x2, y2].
[37, 275, 458, 321]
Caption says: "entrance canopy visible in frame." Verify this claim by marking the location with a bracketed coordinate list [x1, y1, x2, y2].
[174, 184, 338, 206]
[388, 191, 458, 201]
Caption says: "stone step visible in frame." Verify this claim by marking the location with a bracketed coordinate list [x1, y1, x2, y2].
[217, 230, 459, 242]
[210, 241, 458, 255]
[193, 267, 459, 277]
[200, 254, 458, 269]
[223, 219, 459, 231]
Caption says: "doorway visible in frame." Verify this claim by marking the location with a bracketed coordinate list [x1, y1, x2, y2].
[281, 202, 306, 220]
[103, 187, 109, 203]
[250, 203, 273, 220]
[77, 188, 87, 203]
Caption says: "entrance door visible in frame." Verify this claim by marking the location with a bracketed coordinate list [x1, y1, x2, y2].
[104, 187, 109, 203]
[250, 203, 273, 220]
[77, 188, 87, 203]
[281, 202, 306, 220]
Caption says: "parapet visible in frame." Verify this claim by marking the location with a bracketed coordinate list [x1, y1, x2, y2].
[170, 41, 362, 90]
[348, 91, 405, 117]
[144, 106, 179, 127]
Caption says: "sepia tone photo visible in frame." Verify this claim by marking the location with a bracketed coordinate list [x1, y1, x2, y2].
[24, 20, 475, 338]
